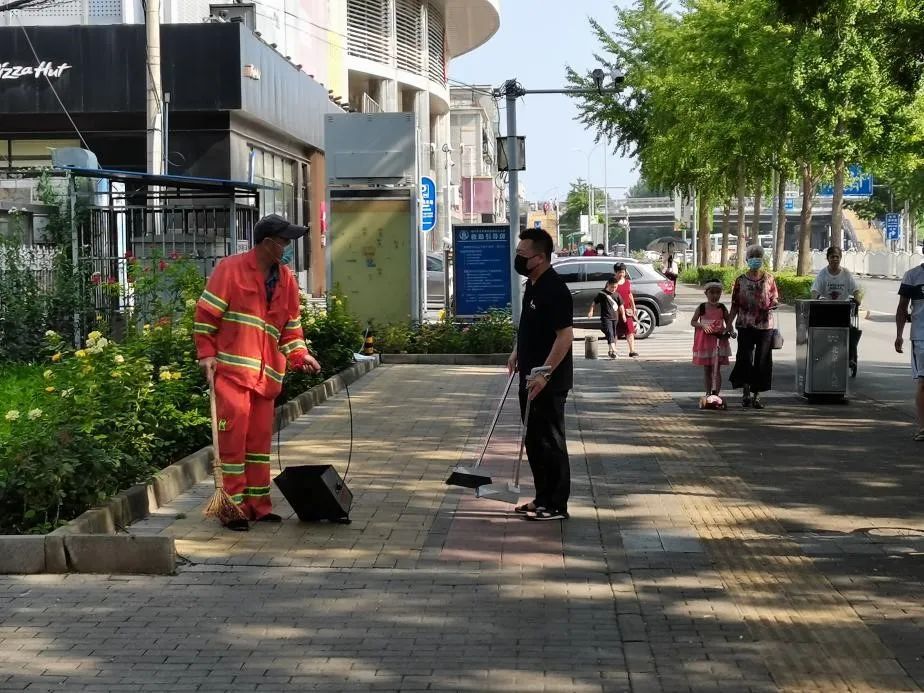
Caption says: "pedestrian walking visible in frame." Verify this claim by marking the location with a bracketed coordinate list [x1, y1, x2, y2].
[595, 243, 606, 256]
[507, 226, 574, 521]
[587, 275, 626, 359]
[691, 281, 734, 397]
[728, 244, 779, 409]
[612, 262, 640, 357]
[662, 253, 678, 288]
[582, 241, 597, 257]
[895, 258, 924, 440]
[812, 246, 862, 375]
[194, 214, 321, 531]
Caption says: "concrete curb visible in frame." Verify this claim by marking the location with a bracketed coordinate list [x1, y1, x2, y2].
[380, 353, 508, 365]
[1, 356, 380, 575]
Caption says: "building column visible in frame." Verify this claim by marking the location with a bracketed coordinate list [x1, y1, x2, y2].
[309, 150, 326, 297]
[376, 79, 399, 112]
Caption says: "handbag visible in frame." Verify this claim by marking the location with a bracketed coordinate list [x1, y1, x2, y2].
[770, 310, 784, 350]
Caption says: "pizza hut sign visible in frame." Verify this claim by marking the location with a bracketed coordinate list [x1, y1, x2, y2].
[0, 61, 72, 81]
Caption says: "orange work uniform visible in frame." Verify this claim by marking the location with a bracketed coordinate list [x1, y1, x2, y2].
[194, 249, 310, 520]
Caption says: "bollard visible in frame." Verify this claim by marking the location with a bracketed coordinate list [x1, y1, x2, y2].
[584, 334, 598, 359]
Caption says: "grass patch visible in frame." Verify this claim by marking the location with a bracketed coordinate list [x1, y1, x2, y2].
[0, 364, 42, 440]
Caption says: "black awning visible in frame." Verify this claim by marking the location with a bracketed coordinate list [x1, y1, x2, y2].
[56, 166, 276, 194]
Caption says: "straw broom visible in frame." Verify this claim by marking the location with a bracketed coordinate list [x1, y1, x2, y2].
[203, 380, 247, 523]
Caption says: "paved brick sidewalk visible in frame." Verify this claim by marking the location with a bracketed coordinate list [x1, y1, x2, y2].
[0, 356, 921, 692]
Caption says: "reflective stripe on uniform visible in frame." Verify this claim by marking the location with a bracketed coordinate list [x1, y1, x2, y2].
[280, 339, 306, 355]
[200, 290, 228, 313]
[223, 311, 282, 341]
[194, 321, 218, 335]
[244, 486, 272, 497]
[221, 462, 245, 475]
[264, 364, 285, 383]
[217, 351, 263, 372]
[284, 318, 301, 331]
[245, 452, 271, 464]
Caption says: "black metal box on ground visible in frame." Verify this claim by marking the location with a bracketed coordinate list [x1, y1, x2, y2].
[795, 300, 852, 398]
[274, 465, 352, 523]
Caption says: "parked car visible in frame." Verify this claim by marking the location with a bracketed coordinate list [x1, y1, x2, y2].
[426, 253, 446, 305]
[552, 256, 677, 339]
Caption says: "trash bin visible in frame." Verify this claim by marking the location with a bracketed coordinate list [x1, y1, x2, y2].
[795, 300, 852, 400]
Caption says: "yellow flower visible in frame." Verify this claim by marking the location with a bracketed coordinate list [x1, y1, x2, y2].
[27, 409, 42, 420]
[43, 369, 53, 380]
[87, 330, 102, 342]
[51, 353, 62, 363]
[44, 330, 58, 339]
[186, 298, 196, 308]
[159, 370, 173, 381]
[111, 370, 121, 379]
[75, 349, 87, 358]
[170, 372, 182, 381]
[96, 337, 109, 349]
[45, 386, 55, 393]
[143, 324, 151, 332]
[61, 388, 73, 398]
[4, 410, 20, 421]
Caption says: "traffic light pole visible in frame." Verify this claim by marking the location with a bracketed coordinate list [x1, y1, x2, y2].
[499, 78, 623, 327]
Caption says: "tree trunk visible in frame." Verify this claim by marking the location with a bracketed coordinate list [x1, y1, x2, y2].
[751, 174, 763, 245]
[698, 191, 711, 266]
[797, 162, 815, 276]
[720, 201, 731, 266]
[830, 155, 845, 250]
[773, 171, 787, 271]
[736, 160, 747, 267]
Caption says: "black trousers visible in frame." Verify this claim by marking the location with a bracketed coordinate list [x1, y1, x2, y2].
[729, 326, 773, 393]
[600, 318, 618, 344]
[518, 386, 570, 512]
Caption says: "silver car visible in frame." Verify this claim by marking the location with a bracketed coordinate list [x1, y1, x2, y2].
[426, 253, 446, 306]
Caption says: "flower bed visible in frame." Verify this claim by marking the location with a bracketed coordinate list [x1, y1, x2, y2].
[0, 258, 363, 534]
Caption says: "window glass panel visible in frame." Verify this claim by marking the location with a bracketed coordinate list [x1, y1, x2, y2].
[627, 265, 642, 280]
[10, 139, 78, 168]
[555, 263, 583, 283]
[586, 263, 613, 283]
[427, 255, 442, 271]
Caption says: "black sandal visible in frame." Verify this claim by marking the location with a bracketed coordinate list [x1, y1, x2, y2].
[515, 502, 538, 514]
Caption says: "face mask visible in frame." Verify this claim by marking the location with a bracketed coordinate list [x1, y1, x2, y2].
[514, 255, 533, 276]
[747, 258, 762, 270]
[280, 245, 294, 266]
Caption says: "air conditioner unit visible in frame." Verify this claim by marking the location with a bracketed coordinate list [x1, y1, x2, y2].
[209, 2, 256, 30]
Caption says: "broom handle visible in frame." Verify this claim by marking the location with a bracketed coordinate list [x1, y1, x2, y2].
[208, 380, 222, 476]
[513, 398, 531, 488]
[472, 372, 516, 470]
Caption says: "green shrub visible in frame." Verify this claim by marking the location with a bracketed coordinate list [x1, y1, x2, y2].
[374, 309, 515, 354]
[678, 266, 699, 284]
[691, 265, 741, 291]
[774, 273, 814, 303]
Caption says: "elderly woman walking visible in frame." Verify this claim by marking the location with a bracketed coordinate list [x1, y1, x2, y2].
[729, 245, 779, 409]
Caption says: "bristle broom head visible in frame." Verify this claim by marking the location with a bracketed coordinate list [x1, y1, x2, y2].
[204, 488, 246, 523]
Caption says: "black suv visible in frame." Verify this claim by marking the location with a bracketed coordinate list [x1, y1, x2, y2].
[552, 256, 677, 339]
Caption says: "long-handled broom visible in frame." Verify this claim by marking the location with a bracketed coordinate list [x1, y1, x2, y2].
[445, 371, 516, 489]
[203, 381, 247, 523]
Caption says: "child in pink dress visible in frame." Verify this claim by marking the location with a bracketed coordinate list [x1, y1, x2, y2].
[691, 281, 735, 396]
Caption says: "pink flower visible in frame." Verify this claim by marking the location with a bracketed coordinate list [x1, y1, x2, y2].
[124, 250, 134, 260]
[168, 250, 180, 260]
[107, 276, 118, 285]
[90, 272, 101, 286]
[158, 260, 168, 271]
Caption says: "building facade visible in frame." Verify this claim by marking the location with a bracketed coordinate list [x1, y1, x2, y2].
[448, 85, 505, 225]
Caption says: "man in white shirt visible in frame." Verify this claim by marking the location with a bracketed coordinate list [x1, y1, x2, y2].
[895, 260, 924, 440]
[811, 247, 860, 301]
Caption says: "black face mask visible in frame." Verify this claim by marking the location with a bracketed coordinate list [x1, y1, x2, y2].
[514, 255, 533, 276]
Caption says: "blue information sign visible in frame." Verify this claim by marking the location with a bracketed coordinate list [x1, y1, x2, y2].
[785, 197, 795, 211]
[886, 213, 901, 241]
[420, 176, 436, 233]
[818, 165, 873, 197]
[453, 224, 512, 317]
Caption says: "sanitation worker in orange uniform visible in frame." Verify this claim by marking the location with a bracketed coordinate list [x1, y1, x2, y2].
[194, 214, 321, 531]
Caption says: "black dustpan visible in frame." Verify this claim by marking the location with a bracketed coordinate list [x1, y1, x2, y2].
[274, 464, 352, 523]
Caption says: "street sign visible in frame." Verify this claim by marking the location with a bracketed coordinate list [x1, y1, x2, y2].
[452, 224, 512, 317]
[886, 213, 901, 241]
[818, 165, 873, 198]
[785, 198, 795, 211]
[420, 176, 436, 233]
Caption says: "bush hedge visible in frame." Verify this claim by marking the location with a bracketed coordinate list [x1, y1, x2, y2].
[374, 308, 515, 354]
[681, 265, 814, 303]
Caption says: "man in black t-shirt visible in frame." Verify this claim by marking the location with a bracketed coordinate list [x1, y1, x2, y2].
[507, 227, 574, 521]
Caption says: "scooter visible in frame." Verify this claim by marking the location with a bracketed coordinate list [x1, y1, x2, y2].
[699, 332, 731, 410]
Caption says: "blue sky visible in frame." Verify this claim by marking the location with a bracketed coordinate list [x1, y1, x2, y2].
[450, 1, 639, 205]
